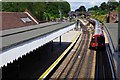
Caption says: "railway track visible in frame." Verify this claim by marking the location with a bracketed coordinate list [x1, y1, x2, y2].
[51, 31, 96, 79]
[95, 45, 116, 80]
[40, 19, 115, 79]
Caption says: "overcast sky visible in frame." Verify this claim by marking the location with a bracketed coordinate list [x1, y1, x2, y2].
[66, 0, 119, 11]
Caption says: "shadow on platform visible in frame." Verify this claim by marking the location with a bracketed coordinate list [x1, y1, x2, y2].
[1, 41, 71, 80]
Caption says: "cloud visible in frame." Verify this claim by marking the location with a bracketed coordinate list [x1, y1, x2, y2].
[69, 2, 103, 11]
[67, 0, 110, 11]
[70, 2, 86, 11]
[91, 1, 95, 5]
[115, 0, 119, 2]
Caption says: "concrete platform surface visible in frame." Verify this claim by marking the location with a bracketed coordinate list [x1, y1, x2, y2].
[104, 23, 120, 79]
[53, 30, 81, 43]
[104, 23, 118, 51]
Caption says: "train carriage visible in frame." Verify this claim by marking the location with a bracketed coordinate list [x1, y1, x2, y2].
[89, 20, 105, 51]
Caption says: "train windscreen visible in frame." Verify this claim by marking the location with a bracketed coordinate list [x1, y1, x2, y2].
[96, 36, 104, 44]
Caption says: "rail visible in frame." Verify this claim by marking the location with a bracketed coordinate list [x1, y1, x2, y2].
[38, 30, 81, 79]
[93, 20, 116, 79]
[50, 30, 95, 79]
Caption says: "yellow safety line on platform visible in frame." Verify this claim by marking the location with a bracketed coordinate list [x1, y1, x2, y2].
[102, 23, 110, 44]
[103, 30, 109, 43]
[38, 31, 81, 80]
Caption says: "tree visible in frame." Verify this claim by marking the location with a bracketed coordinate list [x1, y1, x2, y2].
[2, 2, 70, 21]
[94, 5, 99, 10]
[107, 1, 119, 11]
[75, 6, 86, 12]
[88, 1, 118, 15]
[88, 5, 99, 11]
[99, 2, 107, 11]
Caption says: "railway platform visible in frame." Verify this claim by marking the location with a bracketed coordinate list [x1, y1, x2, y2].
[2, 29, 81, 79]
[39, 30, 81, 79]
[104, 23, 118, 52]
[104, 23, 120, 79]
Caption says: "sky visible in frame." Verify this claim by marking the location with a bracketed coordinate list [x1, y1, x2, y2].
[66, 0, 119, 11]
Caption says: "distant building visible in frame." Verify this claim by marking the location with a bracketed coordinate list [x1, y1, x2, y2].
[106, 11, 118, 23]
[1, 9, 39, 30]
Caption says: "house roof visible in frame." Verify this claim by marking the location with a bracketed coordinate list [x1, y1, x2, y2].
[1, 10, 39, 30]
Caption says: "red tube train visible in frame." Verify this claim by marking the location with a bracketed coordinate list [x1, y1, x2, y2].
[89, 20, 105, 51]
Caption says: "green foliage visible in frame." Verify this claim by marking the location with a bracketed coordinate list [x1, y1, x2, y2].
[2, 2, 70, 21]
[88, 1, 118, 15]
[88, 1, 118, 22]
[99, 2, 107, 11]
[91, 14, 106, 22]
[107, 2, 119, 11]
[88, 5, 99, 11]
[75, 6, 86, 12]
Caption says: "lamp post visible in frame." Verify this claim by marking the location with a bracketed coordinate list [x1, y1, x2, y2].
[45, 0, 48, 21]
[59, 9, 62, 22]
